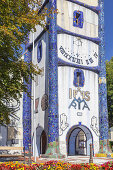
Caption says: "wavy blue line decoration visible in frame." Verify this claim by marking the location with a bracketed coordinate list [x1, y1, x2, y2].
[99, 0, 109, 142]
[66, 0, 101, 14]
[26, 23, 100, 50]
[58, 58, 100, 74]
[57, 26, 101, 45]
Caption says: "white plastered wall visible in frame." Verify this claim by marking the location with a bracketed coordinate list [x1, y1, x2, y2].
[58, 34, 99, 67]
[58, 67, 99, 156]
[31, 32, 49, 156]
[76, 0, 98, 6]
[57, 0, 98, 38]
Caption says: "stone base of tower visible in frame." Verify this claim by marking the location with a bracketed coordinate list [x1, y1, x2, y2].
[42, 141, 65, 158]
[95, 139, 112, 157]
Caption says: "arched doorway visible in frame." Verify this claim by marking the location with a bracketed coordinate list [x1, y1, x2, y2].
[67, 125, 93, 156]
[75, 130, 87, 155]
[40, 130, 47, 154]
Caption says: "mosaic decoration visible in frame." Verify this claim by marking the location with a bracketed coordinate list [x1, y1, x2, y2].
[48, 0, 59, 143]
[45, 140, 65, 158]
[22, 0, 109, 157]
[59, 113, 69, 136]
[90, 116, 100, 136]
[99, 0, 109, 153]
[99, 0, 109, 141]
[44, 0, 64, 158]
[23, 50, 32, 150]
[99, 77, 106, 84]
[99, 139, 111, 153]
[73, 11, 83, 28]
[41, 94, 48, 111]
[73, 69, 85, 87]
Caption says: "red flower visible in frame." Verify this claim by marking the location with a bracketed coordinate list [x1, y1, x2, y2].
[71, 164, 82, 170]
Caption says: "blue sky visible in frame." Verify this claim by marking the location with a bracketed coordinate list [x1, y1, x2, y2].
[104, 0, 113, 61]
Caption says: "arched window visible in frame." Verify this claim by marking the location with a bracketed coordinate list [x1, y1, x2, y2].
[37, 40, 42, 63]
[73, 69, 85, 87]
[73, 11, 84, 28]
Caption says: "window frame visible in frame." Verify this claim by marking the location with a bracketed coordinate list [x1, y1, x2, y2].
[73, 69, 85, 87]
[73, 10, 84, 28]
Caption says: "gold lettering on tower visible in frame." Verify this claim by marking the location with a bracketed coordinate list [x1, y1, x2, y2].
[69, 87, 90, 101]
[85, 91, 90, 101]
[69, 88, 72, 99]
[73, 90, 77, 98]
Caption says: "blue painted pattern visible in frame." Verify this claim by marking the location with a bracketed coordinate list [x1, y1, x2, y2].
[48, 0, 59, 143]
[99, 0, 109, 141]
[57, 26, 101, 45]
[58, 58, 100, 74]
[23, 50, 32, 150]
[73, 11, 83, 28]
[73, 69, 85, 87]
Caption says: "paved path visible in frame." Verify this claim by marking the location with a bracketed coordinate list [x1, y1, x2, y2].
[34, 156, 113, 165]
[0, 155, 113, 165]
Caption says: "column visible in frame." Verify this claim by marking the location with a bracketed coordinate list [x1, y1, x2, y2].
[99, 0, 110, 153]
[45, 0, 64, 158]
[23, 50, 32, 150]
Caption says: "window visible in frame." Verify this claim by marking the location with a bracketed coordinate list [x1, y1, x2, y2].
[37, 40, 42, 63]
[73, 11, 83, 28]
[73, 69, 85, 87]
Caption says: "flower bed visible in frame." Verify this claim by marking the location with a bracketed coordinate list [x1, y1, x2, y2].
[0, 161, 113, 169]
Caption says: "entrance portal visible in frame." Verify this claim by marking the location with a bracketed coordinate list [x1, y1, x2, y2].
[67, 125, 93, 156]
[40, 130, 47, 154]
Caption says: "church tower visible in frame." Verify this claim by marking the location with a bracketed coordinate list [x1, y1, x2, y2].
[23, 0, 109, 157]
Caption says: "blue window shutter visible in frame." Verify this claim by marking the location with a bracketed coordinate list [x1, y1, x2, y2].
[73, 11, 84, 28]
[73, 69, 85, 87]
[37, 41, 42, 63]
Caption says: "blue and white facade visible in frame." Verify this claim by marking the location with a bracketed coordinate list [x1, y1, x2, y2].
[23, 0, 109, 157]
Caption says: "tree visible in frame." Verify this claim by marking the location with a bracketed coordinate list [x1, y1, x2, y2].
[106, 57, 113, 127]
[0, 0, 54, 124]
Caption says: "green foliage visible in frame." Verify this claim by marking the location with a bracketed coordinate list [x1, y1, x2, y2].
[106, 57, 113, 128]
[109, 141, 113, 150]
[0, 0, 53, 124]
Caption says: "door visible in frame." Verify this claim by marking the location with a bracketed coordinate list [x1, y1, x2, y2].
[40, 130, 47, 154]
